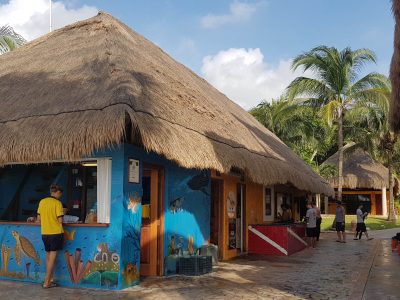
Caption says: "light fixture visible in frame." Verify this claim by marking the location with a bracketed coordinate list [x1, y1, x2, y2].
[81, 161, 97, 167]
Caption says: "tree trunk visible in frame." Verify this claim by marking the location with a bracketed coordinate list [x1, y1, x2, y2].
[390, 0, 400, 132]
[337, 107, 344, 201]
[388, 160, 396, 221]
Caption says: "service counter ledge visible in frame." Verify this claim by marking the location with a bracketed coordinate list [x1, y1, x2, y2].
[248, 223, 307, 256]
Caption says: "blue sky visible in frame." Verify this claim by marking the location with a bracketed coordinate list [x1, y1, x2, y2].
[0, 0, 394, 108]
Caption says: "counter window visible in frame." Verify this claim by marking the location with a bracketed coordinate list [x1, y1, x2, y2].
[0, 158, 111, 224]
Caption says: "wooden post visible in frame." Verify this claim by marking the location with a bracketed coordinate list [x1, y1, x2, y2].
[382, 187, 388, 217]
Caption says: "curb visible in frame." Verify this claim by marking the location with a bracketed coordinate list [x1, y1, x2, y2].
[348, 239, 380, 300]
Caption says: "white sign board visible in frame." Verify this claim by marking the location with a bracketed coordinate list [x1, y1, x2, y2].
[128, 159, 140, 183]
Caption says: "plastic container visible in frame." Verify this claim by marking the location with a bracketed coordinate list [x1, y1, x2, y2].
[392, 239, 398, 252]
[351, 220, 356, 232]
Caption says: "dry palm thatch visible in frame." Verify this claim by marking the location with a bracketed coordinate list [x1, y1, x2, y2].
[391, 0, 400, 132]
[324, 145, 399, 191]
[0, 12, 333, 196]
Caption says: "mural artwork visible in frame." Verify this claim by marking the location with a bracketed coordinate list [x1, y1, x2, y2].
[169, 197, 184, 213]
[63, 229, 76, 243]
[81, 243, 120, 288]
[121, 192, 141, 288]
[65, 248, 92, 284]
[187, 171, 210, 196]
[0, 231, 40, 280]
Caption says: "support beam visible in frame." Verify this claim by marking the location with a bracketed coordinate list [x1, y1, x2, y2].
[382, 187, 388, 217]
[316, 194, 321, 208]
[324, 196, 329, 214]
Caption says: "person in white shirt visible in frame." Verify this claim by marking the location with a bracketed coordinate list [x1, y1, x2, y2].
[354, 205, 373, 240]
[306, 204, 317, 248]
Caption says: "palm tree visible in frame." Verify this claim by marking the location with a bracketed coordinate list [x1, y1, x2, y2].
[346, 86, 399, 221]
[0, 25, 26, 54]
[250, 97, 336, 174]
[286, 46, 389, 201]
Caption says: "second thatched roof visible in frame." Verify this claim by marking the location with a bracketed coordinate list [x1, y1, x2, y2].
[0, 12, 333, 196]
[324, 144, 399, 190]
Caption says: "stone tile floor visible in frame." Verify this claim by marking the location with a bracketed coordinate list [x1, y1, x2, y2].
[0, 231, 398, 300]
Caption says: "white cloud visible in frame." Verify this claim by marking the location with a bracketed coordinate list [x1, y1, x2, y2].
[201, 48, 306, 109]
[0, 0, 98, 40]
[201, 1, 265, 29]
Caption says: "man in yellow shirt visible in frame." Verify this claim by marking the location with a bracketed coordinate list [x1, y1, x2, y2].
[37, 184, 64, 288]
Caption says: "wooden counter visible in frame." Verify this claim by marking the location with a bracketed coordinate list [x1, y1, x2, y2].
[248, 223, 307, 256]
[0, 221, 109, 227]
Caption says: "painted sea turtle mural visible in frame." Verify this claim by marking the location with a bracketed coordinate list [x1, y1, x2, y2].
[12, 230, 40, 266]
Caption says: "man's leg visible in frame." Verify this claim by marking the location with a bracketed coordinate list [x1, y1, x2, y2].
[337, 230, 342, 242]
[342, 230, 346, 242]
[44, 251, 57, 286]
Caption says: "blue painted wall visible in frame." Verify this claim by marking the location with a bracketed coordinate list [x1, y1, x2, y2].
[0, 146, 125, 290]
[0, 143, 211, 289]
[123, 144, 211, 276]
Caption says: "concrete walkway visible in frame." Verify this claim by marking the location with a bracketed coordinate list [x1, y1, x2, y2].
[0, 231, 398, 300]
[363, 239, 400, 300]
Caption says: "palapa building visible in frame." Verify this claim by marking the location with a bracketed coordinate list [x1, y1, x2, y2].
[0, 12, 333, 289]
[323, 143, 399, 216]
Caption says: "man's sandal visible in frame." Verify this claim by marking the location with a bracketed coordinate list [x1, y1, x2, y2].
[42, 282, 57, 289]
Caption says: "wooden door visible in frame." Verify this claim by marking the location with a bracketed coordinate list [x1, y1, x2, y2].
[210, 180, 222, 249]
[140, 167, 162, 276]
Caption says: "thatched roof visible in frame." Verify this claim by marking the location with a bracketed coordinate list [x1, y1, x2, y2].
[324, 144, 399, 190]
[390, 0, 400, 132]
[0, 12, 333, 196]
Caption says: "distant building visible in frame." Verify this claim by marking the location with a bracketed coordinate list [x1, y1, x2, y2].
[323, 144, 399, 216]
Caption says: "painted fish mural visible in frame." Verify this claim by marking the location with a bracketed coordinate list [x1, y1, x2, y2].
[127, 194, 141, 214]
[64, 229, 76, 243]
[169, 197, 184, 213]
[187, 171, 210, 196]
[12, 231, 40, 266]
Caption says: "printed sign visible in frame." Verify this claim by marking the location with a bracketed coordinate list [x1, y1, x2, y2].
[128, 159, 140, 183]
[227, 191, 236, 218]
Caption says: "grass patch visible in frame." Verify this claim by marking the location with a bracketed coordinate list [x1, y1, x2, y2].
[321, 215, 400, 231]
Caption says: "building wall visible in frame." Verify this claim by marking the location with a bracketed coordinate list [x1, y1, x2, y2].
[211, 172, 264, 260]
[0, 144, 213, 289]
[0, 146, 125, 289]
[327, 190, 389, 215]
[122, 144, 211, 276]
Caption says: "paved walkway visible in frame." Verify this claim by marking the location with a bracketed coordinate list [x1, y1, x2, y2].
[363, 239, 400, 300]
[0, 231, 398, 300]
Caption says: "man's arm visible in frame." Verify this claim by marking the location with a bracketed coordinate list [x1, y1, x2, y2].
[342, 206, 346, 223]
[36, 214, 41, 223]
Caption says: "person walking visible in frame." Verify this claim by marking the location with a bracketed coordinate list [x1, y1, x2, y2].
[335, 200, 346, 243]
[354, 204, 373, 240]
[37, 184, 64, 288]
[306, 203, 317, 248]
[312, 203, 322, 241]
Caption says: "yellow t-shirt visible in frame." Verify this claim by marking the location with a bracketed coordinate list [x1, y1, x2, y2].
[37, 197, 64, 235]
